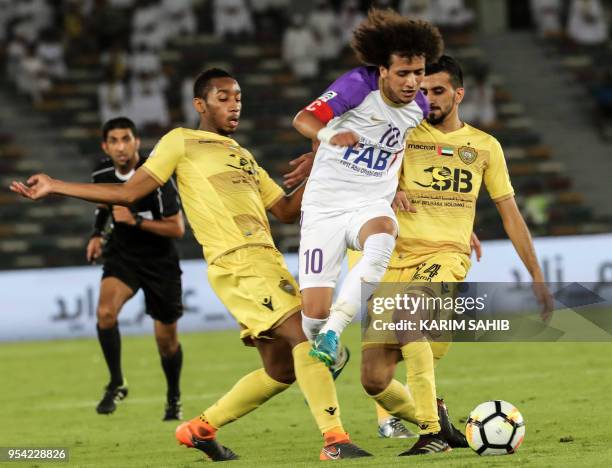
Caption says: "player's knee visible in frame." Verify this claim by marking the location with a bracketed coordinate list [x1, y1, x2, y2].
[155, 331, 178, 357]
[302, 303, 330, 320]
[156, 337, 178, 357]
[265, 363, 295, 385]
[301, 289, 333, 320]
[361, 233, 395, 281]
[97, 305, 118, 328]
[361, 364, 392, 395]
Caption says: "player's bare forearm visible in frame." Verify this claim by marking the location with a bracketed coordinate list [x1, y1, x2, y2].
[269, 184, 305, 224]
[497, 196, 554, 319]
[496, 197, 544, 281]
[139, 212, 185, 238]
[10, 168, 160, 206]
[293, 109, 325, 140]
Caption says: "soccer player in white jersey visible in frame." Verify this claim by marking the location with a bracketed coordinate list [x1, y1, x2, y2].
[292, 9, 443, 371]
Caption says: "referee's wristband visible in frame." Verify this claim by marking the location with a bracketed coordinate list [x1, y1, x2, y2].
[134, 215, 144, 228]
[316, 127, 339, 145]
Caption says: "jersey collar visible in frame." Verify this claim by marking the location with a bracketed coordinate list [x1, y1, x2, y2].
[425, 120, 470, 136]
[115, 168, 135, 181]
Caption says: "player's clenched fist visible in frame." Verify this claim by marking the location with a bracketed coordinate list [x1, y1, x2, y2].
[316, 127, 360, 148]
[9, 173, 54, 200]
[329, 131, 360, 147]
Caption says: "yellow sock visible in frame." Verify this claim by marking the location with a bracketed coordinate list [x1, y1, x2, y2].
[375, 402, 393, 424]
[292, 341, 344, 434]
[203, 368, 290, 428]
[430, 341, 451, 367]
[371, 379, 418, 424]
[401, 340, 440, 434]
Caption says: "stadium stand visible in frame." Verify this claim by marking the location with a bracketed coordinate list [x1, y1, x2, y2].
[0, 0, 610, 270]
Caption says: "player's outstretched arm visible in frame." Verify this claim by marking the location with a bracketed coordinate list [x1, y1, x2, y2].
[10, 168, 161, 206]
[496, 196, 554, 320]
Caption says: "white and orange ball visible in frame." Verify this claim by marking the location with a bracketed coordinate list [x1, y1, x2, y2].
[465, 400, 525, 456]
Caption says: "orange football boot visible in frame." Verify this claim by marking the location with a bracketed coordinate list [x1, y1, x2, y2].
[320, 432, 372, 460]
[176, 417, 238, 461]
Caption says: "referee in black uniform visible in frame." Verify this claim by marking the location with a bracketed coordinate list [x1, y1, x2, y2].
[87, 117, 185, 420]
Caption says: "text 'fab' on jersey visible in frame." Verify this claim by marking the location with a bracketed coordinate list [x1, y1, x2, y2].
[302, 66, 429, 213]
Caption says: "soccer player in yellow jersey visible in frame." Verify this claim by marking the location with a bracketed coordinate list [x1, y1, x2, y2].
[10, 68, 371, 461]
[356, 55, 554, 455]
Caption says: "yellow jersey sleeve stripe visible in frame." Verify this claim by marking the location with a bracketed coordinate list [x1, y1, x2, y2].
[141, 165, 165, 186]
[491, 191, 515, 203]
[265, 192, 284, 209]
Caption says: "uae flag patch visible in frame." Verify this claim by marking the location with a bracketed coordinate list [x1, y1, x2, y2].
[437, 145, 454, 156]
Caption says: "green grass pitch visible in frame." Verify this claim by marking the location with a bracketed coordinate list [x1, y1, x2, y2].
[1, 325, 611, 467]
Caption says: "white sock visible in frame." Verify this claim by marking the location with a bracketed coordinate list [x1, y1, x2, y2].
[321, 301, 359, 336]
[301, 312, 328, 341]
[322, 233, 395, 336]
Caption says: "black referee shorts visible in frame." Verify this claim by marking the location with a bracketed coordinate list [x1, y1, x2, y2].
[102, 253, 183, 324]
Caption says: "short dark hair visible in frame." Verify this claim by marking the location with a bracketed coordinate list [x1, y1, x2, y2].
[426, 55, 464, 89]
[193, 68, 234, 99]
[351, 8, 444, 68]
[101, 117, 138, 141]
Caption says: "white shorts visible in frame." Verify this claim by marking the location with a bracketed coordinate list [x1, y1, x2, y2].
[299, 200, 397, 290]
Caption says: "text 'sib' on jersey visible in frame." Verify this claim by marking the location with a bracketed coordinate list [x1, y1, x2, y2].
[391, 121, 514, 267]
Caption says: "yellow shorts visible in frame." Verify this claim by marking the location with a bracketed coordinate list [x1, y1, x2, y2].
[384, 251, 471, 283]
[208, 246, 302, 340]
[359, 251, 471, 349]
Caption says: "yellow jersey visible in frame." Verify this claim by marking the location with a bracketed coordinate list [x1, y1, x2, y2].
[391, 120, 514, 267]
[143, 128, 285, 264]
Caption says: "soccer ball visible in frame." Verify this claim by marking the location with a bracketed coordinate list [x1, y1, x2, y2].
[465, 400, 525, 456]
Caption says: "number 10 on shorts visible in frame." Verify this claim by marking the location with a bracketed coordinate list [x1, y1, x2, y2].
[303, 248, 323, 274]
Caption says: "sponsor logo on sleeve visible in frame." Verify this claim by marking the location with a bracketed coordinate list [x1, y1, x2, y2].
[317, 91, 338, 102]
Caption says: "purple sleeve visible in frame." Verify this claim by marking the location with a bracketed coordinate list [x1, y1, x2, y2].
[414, 90, 429, 119]
[323, 66, 379, 117]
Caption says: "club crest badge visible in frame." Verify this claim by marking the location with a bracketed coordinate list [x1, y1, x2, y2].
[458, 146, 478, 165]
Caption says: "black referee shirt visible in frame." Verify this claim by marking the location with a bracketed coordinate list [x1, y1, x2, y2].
[92, 155, 181, 259]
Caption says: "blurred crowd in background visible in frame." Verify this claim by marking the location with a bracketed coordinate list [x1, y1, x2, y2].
[0, 0, 611, 269]
[1, 0, 609, 131]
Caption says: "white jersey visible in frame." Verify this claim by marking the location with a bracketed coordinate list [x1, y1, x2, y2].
[302, 66, 428, 213]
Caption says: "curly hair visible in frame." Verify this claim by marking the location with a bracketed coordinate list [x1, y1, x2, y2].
[351, 9, 444, 68]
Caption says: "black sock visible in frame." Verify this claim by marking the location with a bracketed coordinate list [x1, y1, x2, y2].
[97, 323, 123, 387]
[161, 343, 182, 402]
